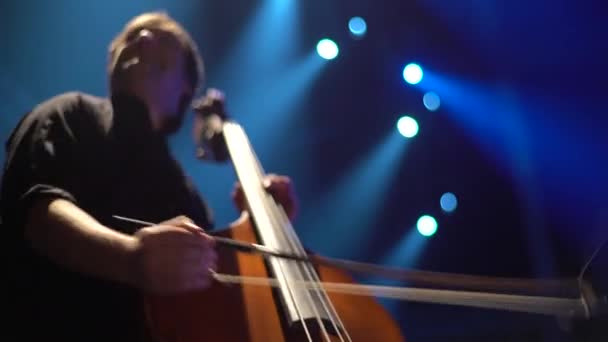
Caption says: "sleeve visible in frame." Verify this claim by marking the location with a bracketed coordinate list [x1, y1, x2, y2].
[0, 93, 87, 238]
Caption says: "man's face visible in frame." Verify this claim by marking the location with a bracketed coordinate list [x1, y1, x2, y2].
[110, 27, 193, 135]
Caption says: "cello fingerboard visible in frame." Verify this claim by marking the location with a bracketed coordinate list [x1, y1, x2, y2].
[222, 121, 345, 338]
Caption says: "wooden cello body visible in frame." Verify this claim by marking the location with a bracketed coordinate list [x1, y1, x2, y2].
[142, 119, 405, 341]
[143, 215, 405, 341]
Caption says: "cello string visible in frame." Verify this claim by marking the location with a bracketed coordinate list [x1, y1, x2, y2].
[236, 129, 348, 340]
[232, 126, 337, 342]
[272, 199, 351, 342]
[237, 127, 349, 340]
[228, 123, 318, 341]
[239, 130, 344, 342]
[239, 130, 332, 342]
[263, 197, 342, 342]
[228, 124, 314, 342]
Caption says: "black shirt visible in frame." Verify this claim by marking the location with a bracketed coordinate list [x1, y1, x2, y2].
[1, 91, 214, 341]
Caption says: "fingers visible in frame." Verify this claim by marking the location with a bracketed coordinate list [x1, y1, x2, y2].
[177, 247, 217, 275]
[231, 174, 298, 219]
[234, 175, 292, 199]
[135, 214, 221, 294]
[231, 181, 246, 213]
[143, 225, 211, 247]
[165, 271, 215, 294]
[263, 174, 298, 220]
[180, 270, 215, 292]
[157, 215, 216, 246]
[138, 230, 218, 294]
[159, 215, 194, 228]
[159, 218, 217, 292]
[171, 219, 204, 235]
[263, 174, 291, 194]
[174, 247, 218, 293]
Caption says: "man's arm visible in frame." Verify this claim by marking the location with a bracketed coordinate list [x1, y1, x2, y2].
[3, 93, 216, 294]
[25, 197, 139, 286]
[3, 94, 137, 286]
[24, 197, 218, 294]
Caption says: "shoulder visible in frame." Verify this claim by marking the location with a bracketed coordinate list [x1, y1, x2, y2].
[28, 91, 110, 132]
[5, 92, 111, 153]
[29, 91, 108, 122]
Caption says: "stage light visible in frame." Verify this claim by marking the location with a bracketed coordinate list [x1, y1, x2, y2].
[423, 92, 441, 111]
[403, 63, 423, 85]
[417, 215, 437, 237]
[397, 116, 419, 138]
[348, 17, 367, 37]
[317, 39, 339, 60]
[440, 192, 458, 213]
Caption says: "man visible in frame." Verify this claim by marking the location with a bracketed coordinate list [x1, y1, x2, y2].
[1, 11, 297, 341]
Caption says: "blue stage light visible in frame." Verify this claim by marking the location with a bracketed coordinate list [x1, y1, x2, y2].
[440, 192, 458, 213]
[417, 215, 437, 237]
[403, 63, 423, 85]
[423, 91, 441, 111]
[317, 39, 339, 60]
[348, 17, 367, 37]
[397, 116, 419, 138]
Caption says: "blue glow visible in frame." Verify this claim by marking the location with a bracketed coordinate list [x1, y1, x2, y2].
[397, 116, 419, 138]
[440, 192, 458, 212]
[423, 91, 441, 111]
[417, 215, 438, 237]
[317, 39, 339, 60]
[298, 131, 408, 257]
[348, 17, 367, 36]
[403, 63, 423, 85]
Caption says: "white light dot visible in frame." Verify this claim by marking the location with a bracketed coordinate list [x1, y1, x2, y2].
[397, 116, 419, 138]
[417, 215, 438, 237]
[403, 63, 423, 85]
[317, 39, 339, 60]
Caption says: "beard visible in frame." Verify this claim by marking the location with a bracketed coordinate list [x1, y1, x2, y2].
[157, 112, 186, 136]
[109, 59, 191, 137]
[157, 91, 191, 136]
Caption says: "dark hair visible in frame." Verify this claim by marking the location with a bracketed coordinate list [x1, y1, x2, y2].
[107, 11, 204, 93]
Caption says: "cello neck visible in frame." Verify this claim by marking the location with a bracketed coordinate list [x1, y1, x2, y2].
[221, 120, 344, 333]
[221, 120, 288, 237]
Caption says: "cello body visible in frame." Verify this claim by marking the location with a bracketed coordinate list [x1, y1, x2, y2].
[143, 215, 405, 341]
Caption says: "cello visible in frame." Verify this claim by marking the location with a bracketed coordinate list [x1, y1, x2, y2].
[138, 94, 607, 341]
[141, 99, 406, 341]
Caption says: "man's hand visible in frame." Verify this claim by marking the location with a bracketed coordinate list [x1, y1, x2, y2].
[232, 174, 299, 221]
[131, 216, 217, 294]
